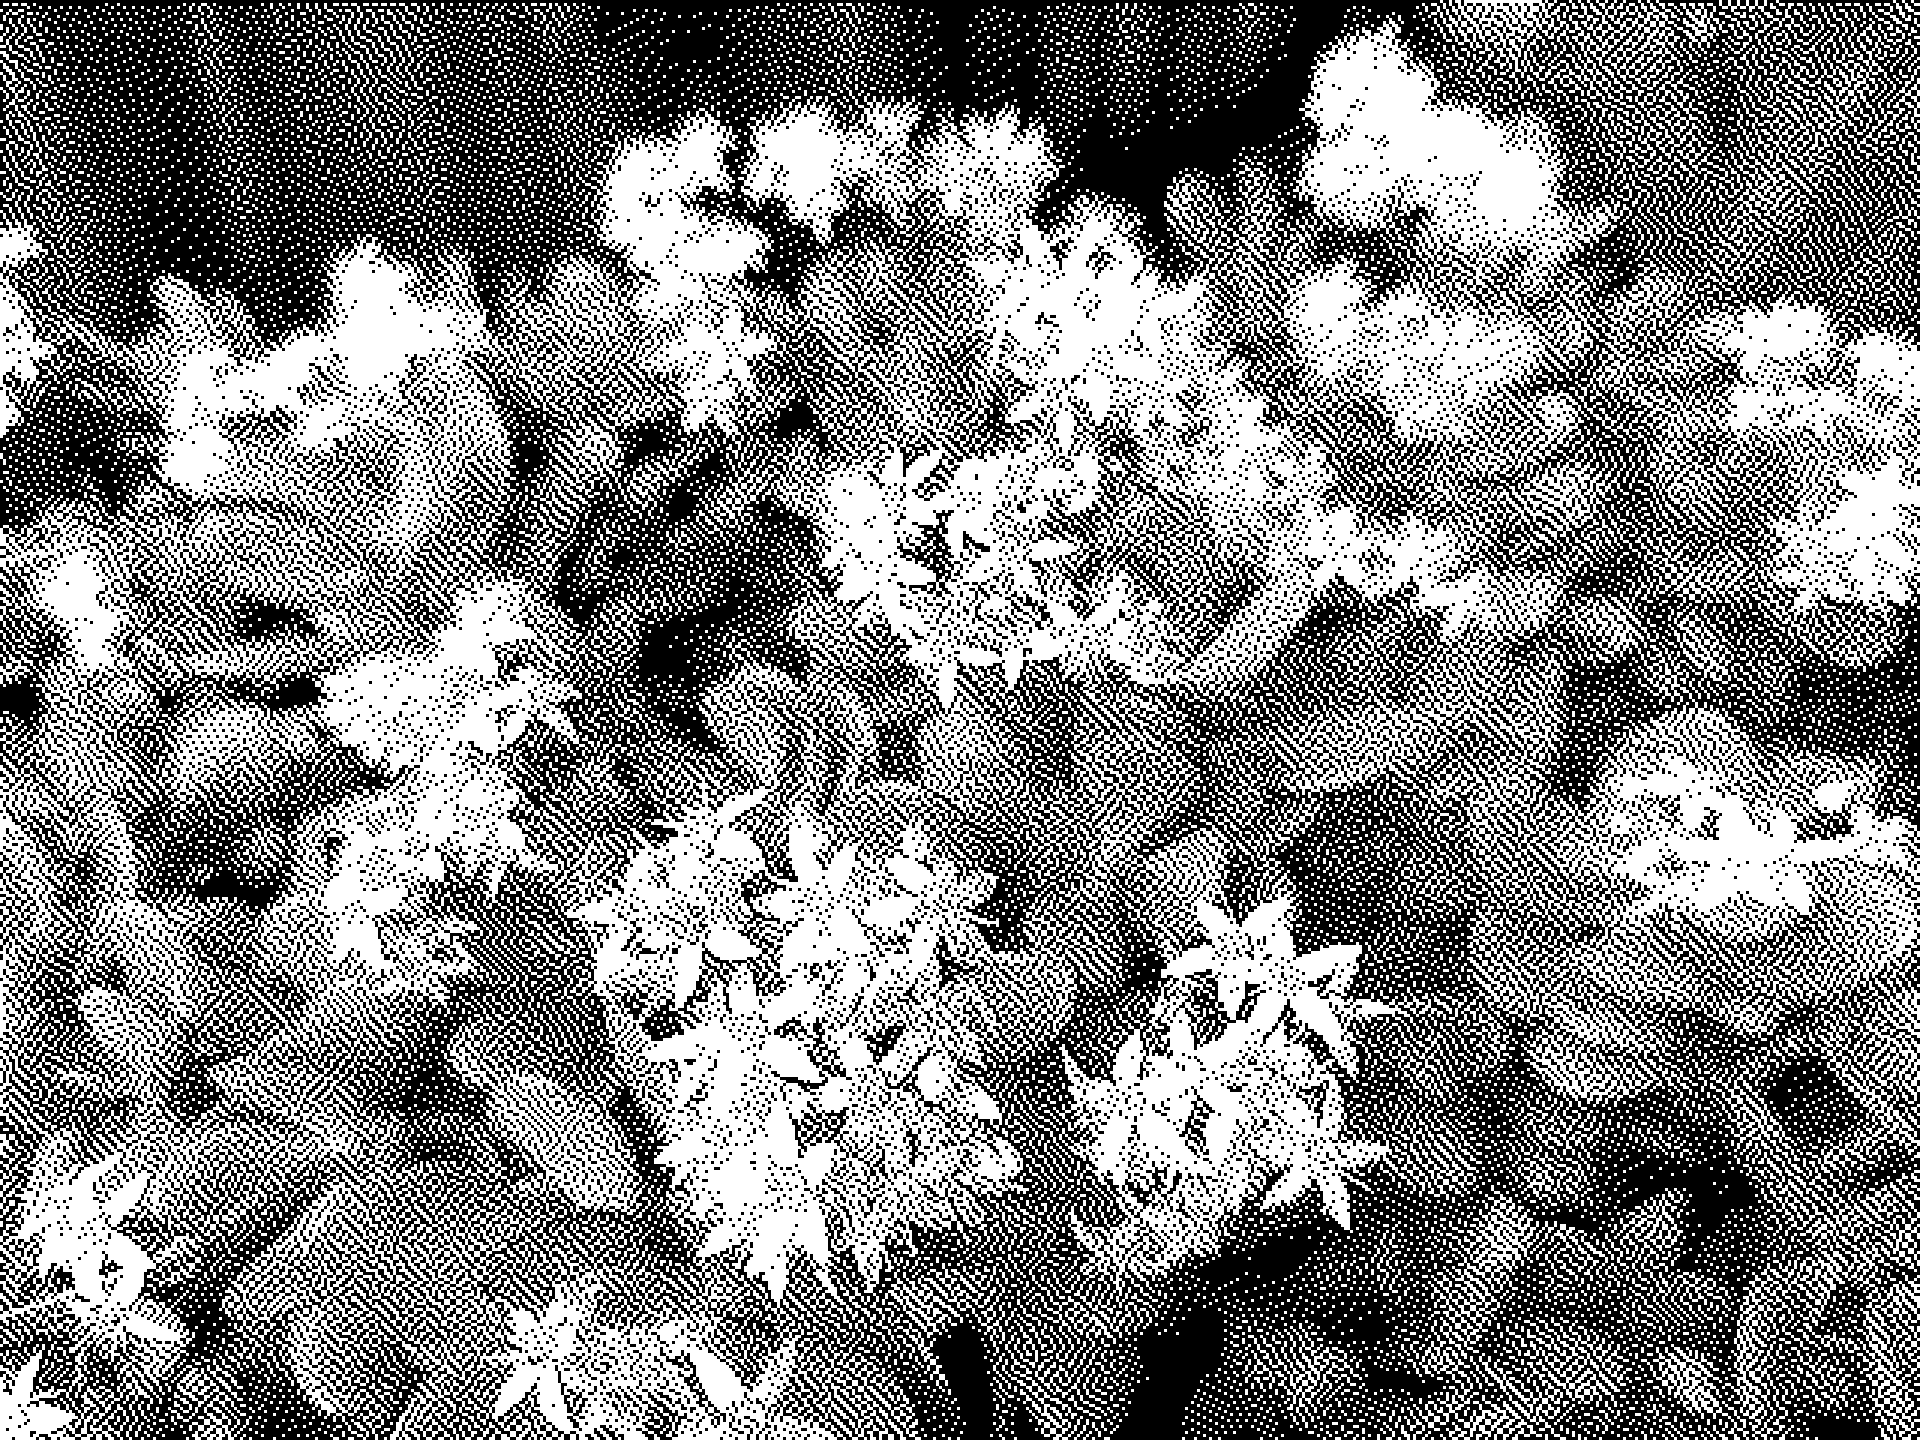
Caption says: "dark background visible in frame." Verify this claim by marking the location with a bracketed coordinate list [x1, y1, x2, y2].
[0, 3, 1401, 341]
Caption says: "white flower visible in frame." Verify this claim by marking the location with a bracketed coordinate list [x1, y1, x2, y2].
[1606, 757, 1819, 933]
[1286, 263, 1372, 384]
[1849, 329, 1920, 409]
[32, 547, 123, 673]
[1298, 126, 1410, 232]
[490, 1275, 603, 1433]
[890, 585, 1002, 711]
[1404, 106, 1566, 254]
[609, 115, 735, 210]
[743, 104, 855, 243]
[1303, 21, 1436, 140]
[665, 296, 775, 436]
[843, 100, 924, 223]
[0, 273, 50, 441]
[1771, 452, 1920, 614]
[322, 815, 428, 963]
[1072, 1185, 1229, 1282]
[19, 1154, 152, 1297]
[1247, 1077, 1386, 1230]
[0, 228, 39, 267]
[647, 967, 823, 1117]
[572, 823, 763, 1015]
[1165, 900, 1383, 1075]
[865, 825, 997, 977]
[63, 1259, 189, 1360]
[757, 817, 871, 984]
[680, 1340, 818, 1440]
[1726, 299, 1838, 384]
[0, 1353, 72, 1440]
[1364, 292, 1548, 445]
[320, 243, 485, 402]
[920, 109, 1058, 246]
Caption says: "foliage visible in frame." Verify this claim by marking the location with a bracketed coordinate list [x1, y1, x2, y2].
[2, 13, 1920, 1440]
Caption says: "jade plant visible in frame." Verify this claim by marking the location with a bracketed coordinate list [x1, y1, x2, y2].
[0, 13, 1918, 1440]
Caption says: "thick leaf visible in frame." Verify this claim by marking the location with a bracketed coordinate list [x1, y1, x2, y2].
[1468, 776, 1634, 928]
[1734, 1253, 1847, 1440]
[1366, 992, 1512, 1098]
[981, 1263, 1144, 1440]
[1724, 857, 1920, 1028]
[1496, 1072, 1613, 1220]
[1211, 702, 1446, 798]
[35, 659, 167, 826]
[1526, 1024, 1675, 1105]
[0, 990, 128, 1141]
[1567, 910, 1714, 1015]
[778, 674, 882, 837]
[1167, 564, 1317, 698]
[1467, 906, 1569, 1025]
[1656, 1346, 1730, 1419]
[1519, 1221, 1614, 1330]
[913, 679, 1041, 884]
[1474, 640, 1570, 791]
[1070, 680, 1204, 872]
[143, 1114, 334, 1239]
[449, 988, 614, 1109]
[1483, 1314, 1630, 1413]
[461, 867, 598, 996]
[1622, 1269, 1740, 1359]
[472, 1207, 747, 1333]
[1590, 703, 1767, 817]
[284, 1299, 413, 1426]
[294, 1161, 568, 1379]
[959, 945, 1076, 1072]
[776, 1333, 928, 1440]
[1362, 1087, 1486, 1205]
[1600, 1188, 1691, 1297]
[1864, 1280, 1920, 1440]
[1784, 596, 1904, 671]
[824, 779, 999, 880]
[486, 1071, 642, 1214]
[75, 986, 191, 1109]
[697, 662, 806, 795]
[1543, 971, 1683, 1058]
[211, 972, 459, 1118]
[1212, 633, 1512, 797]
[1411, 1190, 1538, 1375]
[1819, 979, 1920, 1115]
[163, 1347, 258, 1440]
[390, 1349, 546, 1440]
[1121, 827, 1228, 969]
[0, 812, 54, 976]
[1021, 871, 1139, 1001]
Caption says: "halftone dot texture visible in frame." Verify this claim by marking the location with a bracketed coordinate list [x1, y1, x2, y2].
[1, 3, 1351, 337]
[13, 8, 1920, 1440]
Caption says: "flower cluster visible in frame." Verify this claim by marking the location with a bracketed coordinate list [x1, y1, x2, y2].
[599, 115, 778, 436]
[1065, 896, 1390, 1279]
[812, 441, 1182, 707]
[0, 228, 50, 442]
[1297, 22, 1587, 264]
[1246, 22, 1617, 640]
[1602, 753, 1920, 943]
[317, 576, 577, 993]
[570, 797, 1020, 1301]
[490, 1276, 824, 1440]
[1706, 299, 1920, 616]
[156, 242, 488, 497]
[15, 1147, 187, 1396]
